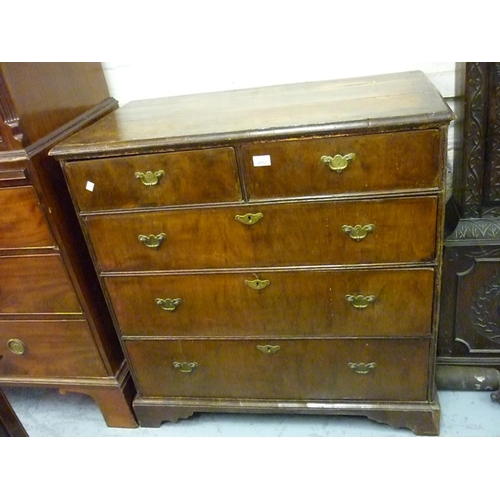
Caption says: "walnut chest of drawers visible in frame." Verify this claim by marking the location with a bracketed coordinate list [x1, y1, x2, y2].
[51, 71, 454, 435]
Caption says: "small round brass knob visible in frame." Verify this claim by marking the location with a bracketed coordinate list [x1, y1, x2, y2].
[7, 338, 26, 355]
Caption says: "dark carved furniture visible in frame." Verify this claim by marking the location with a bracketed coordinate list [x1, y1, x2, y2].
[0, 388, 27, 437]
[0, 63, 137, 427]
[439, 63, 500, 401]
[52, 71, 453, 435]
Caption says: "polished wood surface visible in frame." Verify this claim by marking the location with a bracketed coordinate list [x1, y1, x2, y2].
[53, 71, 453, 434]
[125, 338, 430, 401]
[0, 255, 81, 314]
[106, 268, 435, 338]
[0, 187, 55, 250]
[87, 196, 438, 271]
[51, 71, 452, 158]
[0, 63, 137, 428]
[241, 129, 441, 200]
[65, 147, 242, 211]
[0, 320, 107, 378]
[0, 389, 27, 437]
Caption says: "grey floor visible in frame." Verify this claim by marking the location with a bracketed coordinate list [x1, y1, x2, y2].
[2, 386, 499, 437]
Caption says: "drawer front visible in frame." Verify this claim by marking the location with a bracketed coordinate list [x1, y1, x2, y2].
[125, 338, 430, 401]
[106, 268, 434, 338]
[0, 320, 107, 378]
[0, 187, 56, 250]
[0, 255, 82, 314]
[87, 196, 438, 271]
[240, 130, 441, 200]
[64, 147, 242, 211]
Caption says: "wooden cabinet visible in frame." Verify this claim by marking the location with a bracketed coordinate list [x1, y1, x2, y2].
[52, 71, 453, 434]
[0, 63, 136, 428]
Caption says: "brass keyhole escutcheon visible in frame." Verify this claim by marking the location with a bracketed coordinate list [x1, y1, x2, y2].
[138, 233, 166, 249]
[342, 224, 375, 241]
[7, 339, 26, 355]
[135, 170, 165, 187]
[257, 345, 281, 354]
[244, 278, 271, 290]
[321, 153, 356, 173]
[235, 213, 264, 225]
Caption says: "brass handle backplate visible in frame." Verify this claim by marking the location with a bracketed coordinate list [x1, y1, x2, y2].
[7, 339, 26, 355]
[321, 153, 356, 173]
[138, 233, 166, 248]
[257, 345, 281, 354]
[244, 279, 270, 290]
[173, 361, 198, 373]
[345, 294, 376, 309]
[156, 298, 182, 311]
[135, 170, 165, 186]
[235, 213, 263, 225]
[342, 224, 375, 241]
[348, 362, 377, 374]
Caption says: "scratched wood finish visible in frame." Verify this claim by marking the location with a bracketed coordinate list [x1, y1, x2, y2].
[241, 129, 441, 200]
[0, 187, 55, 250]
[86, 196, 438, 272]
[0, 320, 107, 378]
[0, 255, 82, 314]
[125, 338, 430, 401]
[106, 268, 435, 338]
[65, 147, 242, 211]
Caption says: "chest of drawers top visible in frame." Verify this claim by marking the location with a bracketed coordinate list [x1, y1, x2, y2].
[51, 71, 453, 161]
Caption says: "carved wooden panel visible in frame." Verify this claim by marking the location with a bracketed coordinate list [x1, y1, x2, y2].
[485, 63, 500, 205]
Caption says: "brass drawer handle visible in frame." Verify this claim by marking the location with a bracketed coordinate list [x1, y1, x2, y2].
[138, 233, 166, 249]
[173, 361, 198, 373]
[321, 153, 356, 173]
[348, 362, 376, 374]
[342, 224, 375, 241]
[156, 298, 182, 311]
[7, 339, 26, 355]
[257, 345, 281, 354]
[235, 213, 263, 225]
[135, 170, 165, 187]
[345, 294, 376, 309]
[244, 278, 270, 290]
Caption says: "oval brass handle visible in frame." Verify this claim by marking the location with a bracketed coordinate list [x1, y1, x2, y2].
[173, 361, 198, 373]
[348, 362, 376, 374]
[156, 298, 182, 311]
[321, 153, 356, 173]
[135, 170, 165, 187]
[244, 279, 270, 290]
[342, 224, 375, 241]
[138, 233, 166, 248]
[257, 345, 281, 354]
[235, 213, 263, 225]
[7, 338, 26, 355]
[345, 294, 376, 309]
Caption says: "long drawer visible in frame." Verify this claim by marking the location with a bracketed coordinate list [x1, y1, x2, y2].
[0, 255, 82, 314]
[64, 147, 242, 211]
[0, 187, 56, 250]
[106, 268, 435, 338]
[125, 338, 430, 401]
[86, 195, 438, 272]
[0, 320, 107, 378]
[240, 129, 441, 200]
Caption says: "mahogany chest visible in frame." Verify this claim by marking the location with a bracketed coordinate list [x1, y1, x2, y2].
[51, 71, 453, 434]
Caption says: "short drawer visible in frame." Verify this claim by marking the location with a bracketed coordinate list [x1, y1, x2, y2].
[0, 320, 107, 378]
[64, 147, 242, 211]
[87, 195, 437, 271]
[125, 338, 430, 401]
[240, 129, 441, 200]
[0, 255, 82, 314]
[106, 268, 434, 338]
[0, 187, 56, 250]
